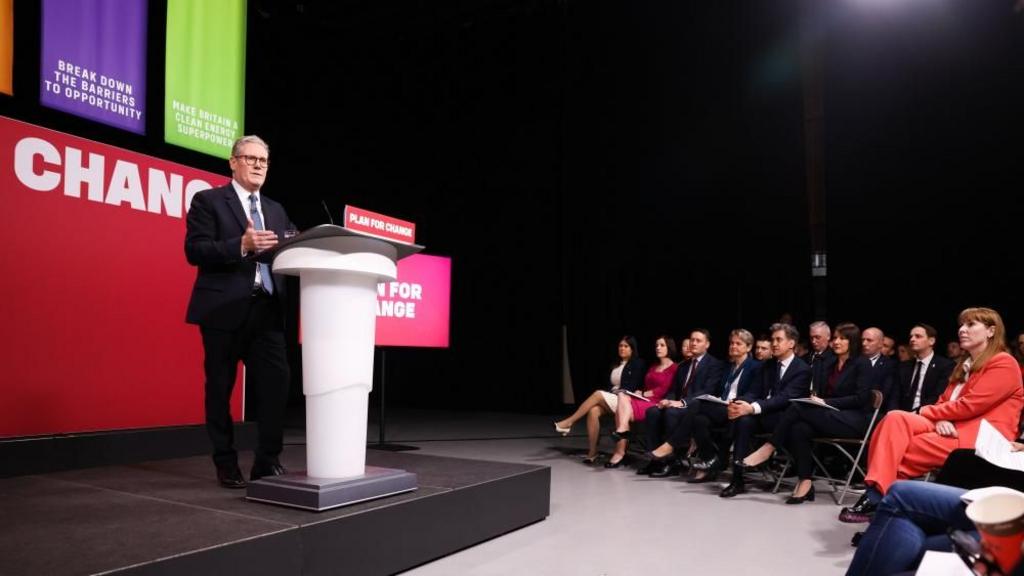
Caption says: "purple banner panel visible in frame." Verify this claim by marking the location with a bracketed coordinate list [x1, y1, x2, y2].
[40, 0, 148, 134]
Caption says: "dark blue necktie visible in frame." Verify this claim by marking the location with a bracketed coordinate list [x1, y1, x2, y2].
[249, 194, 274, 295]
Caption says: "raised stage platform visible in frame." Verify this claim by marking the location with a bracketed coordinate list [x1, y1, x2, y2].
[0, 446, 550, 576]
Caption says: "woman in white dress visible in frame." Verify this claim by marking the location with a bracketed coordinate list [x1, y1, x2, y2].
[554, 336, 646, 463]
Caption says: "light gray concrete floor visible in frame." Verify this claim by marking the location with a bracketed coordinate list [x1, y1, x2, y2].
[343, 410, 860, 575]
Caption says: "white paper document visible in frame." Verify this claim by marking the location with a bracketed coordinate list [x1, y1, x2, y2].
[694, 394, 729, 405]
[788, 397, 839, 411]
[974, 419, 1024, 473]
[621, 389, 649, 401]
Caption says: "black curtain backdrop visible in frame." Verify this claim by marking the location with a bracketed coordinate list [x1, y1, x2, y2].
[4, 0, 1022, 415]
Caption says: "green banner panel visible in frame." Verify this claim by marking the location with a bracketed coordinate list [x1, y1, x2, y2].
[164, 0, 246, 158]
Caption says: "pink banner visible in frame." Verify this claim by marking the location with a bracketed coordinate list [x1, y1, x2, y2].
[376, 254, 451, 348]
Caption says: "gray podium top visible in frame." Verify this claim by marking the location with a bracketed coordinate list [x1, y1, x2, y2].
[253, 224, 424, 264]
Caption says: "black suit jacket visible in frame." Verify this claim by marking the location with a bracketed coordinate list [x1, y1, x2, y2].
[668, 354, 725, 401]
[804, 348, 835, 395]
[890, 354, 956, 412]
[870, 354, 899, 412]
[741, 355, 811, 413]
[614, 358, 647, 393]
[818, 355, 877, 431]
[184, 184, 293, 330]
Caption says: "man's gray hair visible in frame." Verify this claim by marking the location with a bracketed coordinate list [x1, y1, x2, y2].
[231, 135, 270, 157]
[770, 322, 800, 343]
[809, 321, 831, 334]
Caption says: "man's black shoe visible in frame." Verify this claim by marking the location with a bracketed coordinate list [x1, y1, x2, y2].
[250, 461, 287, 482]
[719, 480, 746, 498]
[216, 465, 247, 489]
[648, 460, 682, 478]
[838, 493, 877, 523]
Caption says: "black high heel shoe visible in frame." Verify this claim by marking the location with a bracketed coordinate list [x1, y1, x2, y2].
[785, 485, 816, 505]
[604, 456, 625, 468]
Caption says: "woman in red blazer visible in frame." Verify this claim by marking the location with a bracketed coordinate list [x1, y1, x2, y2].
[839, 307, 1024, 523]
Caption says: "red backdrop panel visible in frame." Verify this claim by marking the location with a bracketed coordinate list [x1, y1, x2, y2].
[0, 116, 240, 438]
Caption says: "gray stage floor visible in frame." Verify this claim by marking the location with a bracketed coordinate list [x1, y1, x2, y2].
[366, 409, 858, 576]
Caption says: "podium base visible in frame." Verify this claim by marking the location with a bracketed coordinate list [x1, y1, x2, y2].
[246, 466, 417, 511]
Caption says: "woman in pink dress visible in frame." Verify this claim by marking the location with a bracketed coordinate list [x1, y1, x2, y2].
[605, 336, 679, 468]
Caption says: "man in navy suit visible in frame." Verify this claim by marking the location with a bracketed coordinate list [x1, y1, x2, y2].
[638, 329, 724, 476]
[643, 329, 762, 480]
[719, 323, 811, 497]
[185, 135, 294, 489]
[889, 324, 955, 412]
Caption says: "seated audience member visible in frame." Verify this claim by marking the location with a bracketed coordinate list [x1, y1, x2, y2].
[633, 330, 723, 475]
[839, 307, 1024, 523]
[554, 335, 646, 464]
[603, 336, 678, 468]
[882, 335, 897, 358]
[743, 322, 877, 504]
[802, 317, 835, 358]
[1015, 331, 1024, 369]
[846, 447, 1024, 576]
[946, 340, 962, 359]
[804, 321, 835, 387]
[896, 344, 911, 363]
[678, 337, 693, 362]
[861, 327, 898, 404]
[889, 324, 955, 413]
[643, 329, 761, 480]
[754, 335, 773, 361]
[719, 323, 811, 498]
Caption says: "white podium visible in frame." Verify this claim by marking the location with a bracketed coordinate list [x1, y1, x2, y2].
[246, 224, 422, 511]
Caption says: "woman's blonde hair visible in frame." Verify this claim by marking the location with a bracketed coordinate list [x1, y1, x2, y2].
[950, 307, 1007, 383]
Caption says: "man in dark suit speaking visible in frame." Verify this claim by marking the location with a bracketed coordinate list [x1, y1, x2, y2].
[185, 135, 293, 489]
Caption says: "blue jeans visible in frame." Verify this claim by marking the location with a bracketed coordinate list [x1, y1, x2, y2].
[846, 480, 978, 576]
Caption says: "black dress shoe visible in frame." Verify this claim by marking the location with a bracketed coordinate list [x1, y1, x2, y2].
[719, 480, 746, 498]
[250, 461, 287, 482]
[785, 485, 816, 504]
[216, 465, 247, 489]
[838, 493, 878, 523]
[648, 460, 682, 478]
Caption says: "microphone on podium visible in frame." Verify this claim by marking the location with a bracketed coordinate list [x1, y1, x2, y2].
[320, 199, 335, 224]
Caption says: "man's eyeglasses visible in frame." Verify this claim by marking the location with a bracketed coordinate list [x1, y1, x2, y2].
[234, 155, 270, 167]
